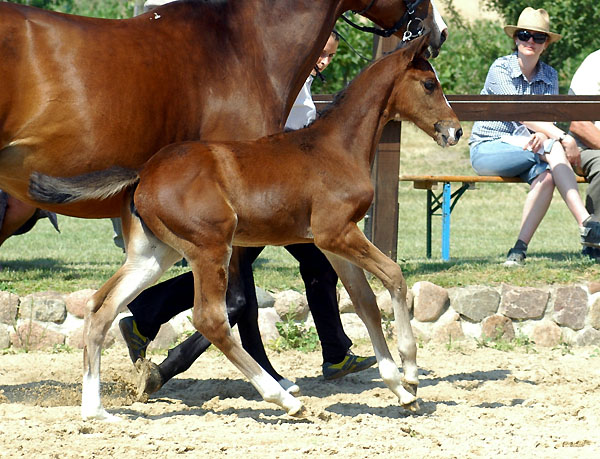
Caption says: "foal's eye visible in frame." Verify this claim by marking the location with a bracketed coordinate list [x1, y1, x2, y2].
[423, 80, 436, 92]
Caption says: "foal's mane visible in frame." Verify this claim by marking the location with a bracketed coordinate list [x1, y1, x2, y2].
[316, 40, 419, 122]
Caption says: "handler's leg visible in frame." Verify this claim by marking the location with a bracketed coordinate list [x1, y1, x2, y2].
[285, 243, 376, 379]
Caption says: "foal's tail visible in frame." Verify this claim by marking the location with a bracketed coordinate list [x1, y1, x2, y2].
[29, 166, 140, 204]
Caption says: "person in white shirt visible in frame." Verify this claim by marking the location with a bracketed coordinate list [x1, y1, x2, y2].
[568, 49, 600, 260]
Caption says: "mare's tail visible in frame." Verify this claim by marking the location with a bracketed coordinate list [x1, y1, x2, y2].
[29, 166, 139, 204]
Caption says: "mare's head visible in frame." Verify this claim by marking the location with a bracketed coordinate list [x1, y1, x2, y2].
[358, 0, 448, 57]
[385, 35, 461, 147]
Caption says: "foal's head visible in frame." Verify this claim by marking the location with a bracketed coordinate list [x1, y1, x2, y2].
[386, 35, 462, 147]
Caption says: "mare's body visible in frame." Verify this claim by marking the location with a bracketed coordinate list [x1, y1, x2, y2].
[30, 36, 462, 420]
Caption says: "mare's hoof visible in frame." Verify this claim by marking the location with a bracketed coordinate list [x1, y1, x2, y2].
[82, 408, 121, 422]
[135, 358, 164, 400]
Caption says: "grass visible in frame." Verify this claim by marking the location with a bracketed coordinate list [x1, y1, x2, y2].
[0, 122, 598, 296]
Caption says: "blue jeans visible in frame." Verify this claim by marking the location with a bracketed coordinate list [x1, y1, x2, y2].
[470, 140, 549, 184]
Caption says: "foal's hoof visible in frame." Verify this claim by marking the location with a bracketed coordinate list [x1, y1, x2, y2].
[402, 399, 421, 413]
[135, 359, 164, 400]
[402, 380, 419, 397]
[287, 404, 307, 418]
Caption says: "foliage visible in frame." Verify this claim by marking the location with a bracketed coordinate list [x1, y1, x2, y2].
[6, 0, 135, 18]
[434, 1, 507, 94]
[272, 313, 320, 353]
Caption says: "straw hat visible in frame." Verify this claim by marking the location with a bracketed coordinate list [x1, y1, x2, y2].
[503, 7, 562, 44]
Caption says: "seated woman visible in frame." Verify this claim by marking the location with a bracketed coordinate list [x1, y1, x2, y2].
[469, 7, 600, 266]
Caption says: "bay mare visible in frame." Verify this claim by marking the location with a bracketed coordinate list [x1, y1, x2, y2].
[31, 35, 462, 420]
[0, 0, 448, 405]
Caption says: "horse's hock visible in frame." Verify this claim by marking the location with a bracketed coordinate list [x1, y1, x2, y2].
[1, 282, 599, 351]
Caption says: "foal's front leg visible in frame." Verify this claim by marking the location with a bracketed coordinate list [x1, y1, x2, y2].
[316, 224, 418, 409]
[185, 244, 303, 416]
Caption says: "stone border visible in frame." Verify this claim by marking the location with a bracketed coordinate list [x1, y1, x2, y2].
[1, 281, 599, 351]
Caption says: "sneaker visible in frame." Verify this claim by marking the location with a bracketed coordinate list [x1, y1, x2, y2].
[119, 316, 151, 363]
[322, 351, 377, 380]
[581, 218, 600, 248]
[503, 248, 526, 267]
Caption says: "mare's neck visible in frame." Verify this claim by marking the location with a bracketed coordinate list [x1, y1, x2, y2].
[247, 0, 349, 129]
[314, 53, 403, 167]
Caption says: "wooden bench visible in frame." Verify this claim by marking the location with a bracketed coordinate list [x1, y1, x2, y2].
[399, 174, 587, 261]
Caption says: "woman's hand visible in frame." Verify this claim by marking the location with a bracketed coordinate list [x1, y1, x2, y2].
[524, 132, 547, 153]
[562, 135, 583, 174]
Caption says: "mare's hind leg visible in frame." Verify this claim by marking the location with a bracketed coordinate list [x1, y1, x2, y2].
[316, 224, 418, 408]
[184, 242, 302, 415]
[82, 203, 181, 421]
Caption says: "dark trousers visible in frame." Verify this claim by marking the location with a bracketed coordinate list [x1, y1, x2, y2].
[128, 243, 351, 384]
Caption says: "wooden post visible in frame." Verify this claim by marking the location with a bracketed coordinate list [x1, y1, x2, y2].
[365, 35, 401, 261]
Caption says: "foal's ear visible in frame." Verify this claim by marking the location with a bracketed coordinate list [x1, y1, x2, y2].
[405, 32, 431, 62]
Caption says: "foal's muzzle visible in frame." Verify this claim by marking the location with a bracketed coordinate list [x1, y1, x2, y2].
[434, 121, 462, 147]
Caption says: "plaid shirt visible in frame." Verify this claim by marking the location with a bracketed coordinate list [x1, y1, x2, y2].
[469, 52, 559, 147]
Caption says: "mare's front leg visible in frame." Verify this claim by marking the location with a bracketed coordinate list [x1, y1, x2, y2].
[184, 241, 302, 416]
[316, 224, 418, 409]
[82, 205, 181, 421]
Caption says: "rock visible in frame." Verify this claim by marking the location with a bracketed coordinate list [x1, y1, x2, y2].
[0, 291, 19, 325]
[481, 314, 515, 341]
[257, 307, 282, 343]
[0, 324, 10, 349]
[68, 323, 116, 349]
[553, 286, 588, 330]
[256, 287, 275, 309]
[19, 291, 67, 324]
[450, 286, 500, 322]
[432, 320, 464, 343]
[531, 320, 562, 347]
[65, 289, 96, 318]
[588, 281, 600, 295]
[410, 320, 432, 343]
[338, 288, 355, 314]
[499, 284, 548, 320]
[339, 288, 397, 319]
[273, 290, 309, 321]
[574, 327, 600, 346]
[590, 296, 600, 330]
[150, 322, 179, 350]
[10, 321, 65, 350]
[412, 281, 449, 322]
[340, 313, 370, 341]
[375, 290, 394, 318]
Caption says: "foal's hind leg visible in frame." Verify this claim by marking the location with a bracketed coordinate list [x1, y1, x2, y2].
[82, 208, 181, 421]
[316, 224, 418, 408]
[183, 242, 302, 415]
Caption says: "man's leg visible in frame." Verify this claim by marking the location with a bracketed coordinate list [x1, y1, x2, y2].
[581, 149, 600, 260]
[284, 243, 376, 379]
[581, 149, 600, 217]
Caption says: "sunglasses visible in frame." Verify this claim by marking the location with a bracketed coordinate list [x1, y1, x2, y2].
[516, 30, 548, 44]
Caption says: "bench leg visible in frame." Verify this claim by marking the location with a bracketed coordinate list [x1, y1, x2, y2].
[442, 182, 451, 261]
[426, 190, 433, 258]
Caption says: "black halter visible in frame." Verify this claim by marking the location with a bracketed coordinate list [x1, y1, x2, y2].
[341, 0, 427, 41]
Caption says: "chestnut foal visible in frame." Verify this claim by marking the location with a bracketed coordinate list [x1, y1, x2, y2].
[30, 36, 461, 420]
